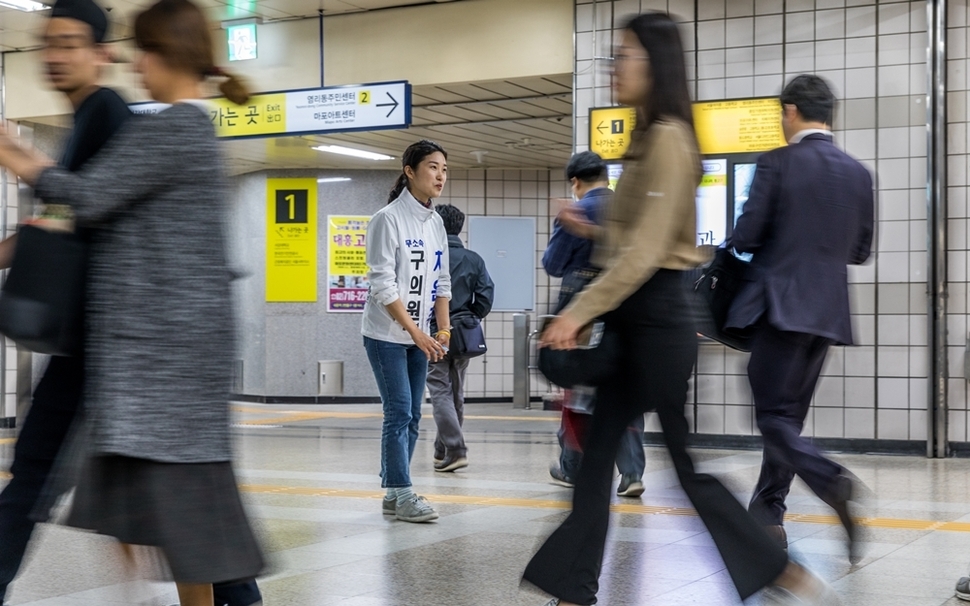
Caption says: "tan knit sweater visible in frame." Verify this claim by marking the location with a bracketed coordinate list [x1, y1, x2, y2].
[565, 119, 708, 326]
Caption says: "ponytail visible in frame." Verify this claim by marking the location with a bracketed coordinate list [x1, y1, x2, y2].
[387, 173, 408, 205]
[388, 139, 448, 205]
[209, 67, 251, 105]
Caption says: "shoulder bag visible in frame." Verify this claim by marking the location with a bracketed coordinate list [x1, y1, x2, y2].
[449, 310, 487, 359]
[0, 224, 87, 356]
[690, 246, 753, 352]
[537, 266, 620, 389]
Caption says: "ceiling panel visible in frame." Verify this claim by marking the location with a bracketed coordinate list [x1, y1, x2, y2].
[0, 0, 459, 49]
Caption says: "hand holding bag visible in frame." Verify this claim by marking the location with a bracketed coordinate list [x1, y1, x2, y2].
[0, 224, 86, 356]
[690, 246, 753, 352]
[537, 318, 619, 389]
[537, 266, 619, 389]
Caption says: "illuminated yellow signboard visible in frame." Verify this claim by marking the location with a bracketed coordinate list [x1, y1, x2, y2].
[209, 94, 285, 138]
[589, 98, 786, 160]
[693, 98, 787, 155]
[589, 107, 637, 160]
[266, 178, 318, 302]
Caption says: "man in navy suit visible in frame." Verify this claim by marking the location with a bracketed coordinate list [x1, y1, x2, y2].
[726, 75, 874, 562]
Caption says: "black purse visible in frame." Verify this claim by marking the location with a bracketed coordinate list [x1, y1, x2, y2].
[449, 311, 487, 358]
[0, 225, 86, 356]
[538, 267, 620, 389]
[690, 246, 753, 352]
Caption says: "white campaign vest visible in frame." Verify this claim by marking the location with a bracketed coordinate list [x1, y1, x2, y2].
[360, 189, 451, 344]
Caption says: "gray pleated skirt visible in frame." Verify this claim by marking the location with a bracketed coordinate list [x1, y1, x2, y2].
[67, 455, 265, 584]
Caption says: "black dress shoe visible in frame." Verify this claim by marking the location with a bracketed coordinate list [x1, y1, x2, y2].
[828, 474, 859, 564]
[765, 524, 788, 551]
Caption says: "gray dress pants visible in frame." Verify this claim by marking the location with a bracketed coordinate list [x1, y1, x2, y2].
[427, 355, 471, 458]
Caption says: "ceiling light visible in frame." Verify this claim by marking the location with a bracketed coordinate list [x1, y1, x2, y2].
[317, 177, 352, 183]
[0, 0, 48, 11]
[312, 145, 394, 161]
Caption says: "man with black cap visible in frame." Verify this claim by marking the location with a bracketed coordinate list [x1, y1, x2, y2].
[541, 151, 646, 498]
[0, 3, 258, 605]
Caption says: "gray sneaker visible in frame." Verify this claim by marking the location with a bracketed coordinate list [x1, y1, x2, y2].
[617, 474, 645, 498]
[956, 576, 970, 601]
[395, 495, 439, 523]
[382, 496, 396, 515]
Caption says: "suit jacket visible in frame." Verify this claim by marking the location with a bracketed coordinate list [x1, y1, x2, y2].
[726, 133, 874, 345]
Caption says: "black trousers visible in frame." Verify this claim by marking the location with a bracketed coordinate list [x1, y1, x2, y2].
[0, 356, 83, 602]
[523, 271, 788, 605]
[747, 322, 843, 526]
[0, 356, 261, 606]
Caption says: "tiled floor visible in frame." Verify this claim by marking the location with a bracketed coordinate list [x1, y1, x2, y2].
[5, 403, 970, 605]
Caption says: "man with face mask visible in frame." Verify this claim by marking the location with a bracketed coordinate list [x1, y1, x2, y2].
[0, 2, 265, 604]
[542, 152, 646, 498]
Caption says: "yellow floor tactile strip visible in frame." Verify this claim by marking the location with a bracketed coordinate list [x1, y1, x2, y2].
[232, 410, 560, 427]
[236, 483, 970, 534]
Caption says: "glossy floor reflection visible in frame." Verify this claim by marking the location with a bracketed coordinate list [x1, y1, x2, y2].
[5, 402, 970, 605]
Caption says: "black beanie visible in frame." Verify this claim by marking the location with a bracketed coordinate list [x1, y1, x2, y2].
[50, 0, 109, 44]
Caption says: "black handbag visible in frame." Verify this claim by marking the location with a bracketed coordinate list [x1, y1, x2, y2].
[0, 225, 86, 356]
[690, 246, 753, 352]
[538, 266, 620, 389]
[449, 311, 487, 358]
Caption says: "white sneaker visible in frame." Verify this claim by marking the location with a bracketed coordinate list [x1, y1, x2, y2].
[395, 495, 439, 523]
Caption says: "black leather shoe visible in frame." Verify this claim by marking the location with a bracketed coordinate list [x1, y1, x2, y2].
[828, 474, 859, 564]
[765, 524, 788, 551]
[434, 453, 468, 472]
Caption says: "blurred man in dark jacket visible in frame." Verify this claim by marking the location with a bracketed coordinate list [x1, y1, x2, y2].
[428, 204, 494, 472]
[543, 152, 645, 498]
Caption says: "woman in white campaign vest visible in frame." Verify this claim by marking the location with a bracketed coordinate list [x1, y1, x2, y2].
[362, 140, 452, 524]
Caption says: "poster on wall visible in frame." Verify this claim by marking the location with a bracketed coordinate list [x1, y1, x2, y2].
[696, 159, 727, 246]
[693, 98, 787, 155]
[327, 215, 371, 312]
[266, 178, 317, 302]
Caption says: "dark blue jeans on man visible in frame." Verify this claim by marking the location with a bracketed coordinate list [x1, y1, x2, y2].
[363, 336, 429, 488]
[559, 412, 645, 480]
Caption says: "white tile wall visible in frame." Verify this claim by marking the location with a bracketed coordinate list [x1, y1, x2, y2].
[443, 169, 568, 400]
[2, 99, 22, 421]
[574, 0, 931, 442]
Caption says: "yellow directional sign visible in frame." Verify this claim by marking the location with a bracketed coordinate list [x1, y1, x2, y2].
[266, 178, 318, 302]
[589, 107, 637, 160]
[129, 81, 410, 140]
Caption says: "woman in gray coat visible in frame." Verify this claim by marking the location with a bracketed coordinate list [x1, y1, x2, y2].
[0, 1, 262, 604]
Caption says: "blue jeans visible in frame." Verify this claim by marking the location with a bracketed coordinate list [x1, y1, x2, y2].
[364, 336, 429, 488]
[559, 413, 646, 479]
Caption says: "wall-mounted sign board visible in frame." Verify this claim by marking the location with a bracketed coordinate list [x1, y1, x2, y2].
[589, 98, 786, 160]
[693, 98, 787, 155]
[266, 178, 318, 303]
[589, 106, 637, 160]
[130, 80, 411, 140]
